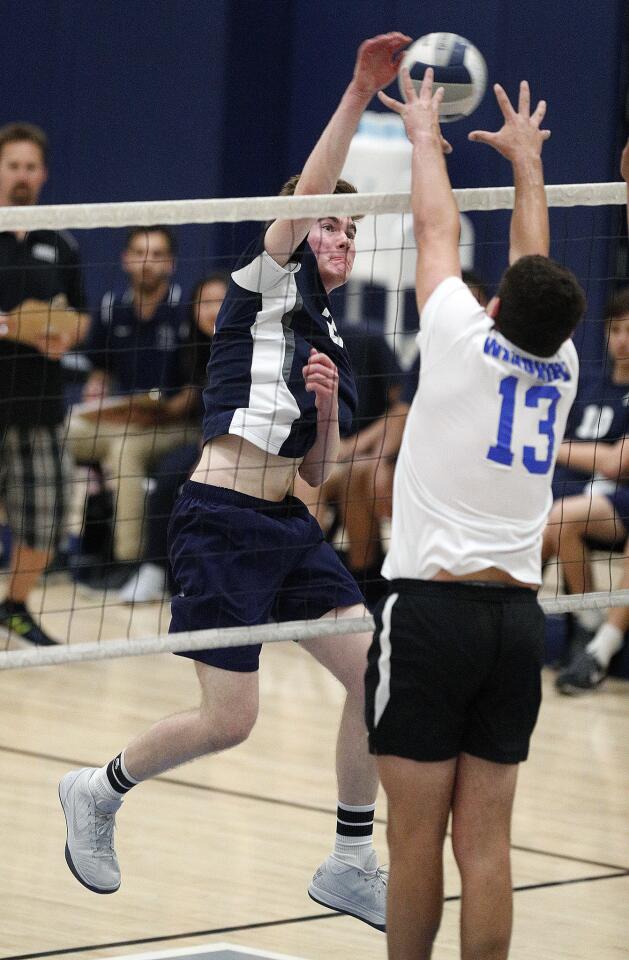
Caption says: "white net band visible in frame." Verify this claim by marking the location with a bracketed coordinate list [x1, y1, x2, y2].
[0, 182, 624, 231]
[3, 589, 629, 671]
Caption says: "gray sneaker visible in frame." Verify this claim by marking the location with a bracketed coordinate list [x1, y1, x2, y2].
[308, 852, 387, 931]
[556, 650, 607, 695]
[59, 767, 121, 894]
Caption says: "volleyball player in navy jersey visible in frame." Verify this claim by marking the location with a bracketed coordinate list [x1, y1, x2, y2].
[59, 32, 410, 931]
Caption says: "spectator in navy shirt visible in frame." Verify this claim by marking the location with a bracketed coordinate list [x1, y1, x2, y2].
[66, 227, 197, 570]
[0, 122, 89, 647]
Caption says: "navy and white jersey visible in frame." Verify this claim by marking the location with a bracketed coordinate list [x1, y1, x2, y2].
[202, 234, 357, 458]
[383, 277, 579, 585]
[552, 364, 629, 498]
[80, 285, 189, 397]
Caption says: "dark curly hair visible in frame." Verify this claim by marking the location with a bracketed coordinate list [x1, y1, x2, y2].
[496, 255, 585, 357]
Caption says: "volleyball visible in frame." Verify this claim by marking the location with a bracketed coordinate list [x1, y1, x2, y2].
[399, 33, 487, 122]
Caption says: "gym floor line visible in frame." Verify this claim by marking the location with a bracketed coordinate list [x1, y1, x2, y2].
[2, 742, 628, 876]
[5, 872, 627, 960]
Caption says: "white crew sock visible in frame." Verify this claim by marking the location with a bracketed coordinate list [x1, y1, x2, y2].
[89, 751, 139, 811]
[575, 607, 605, 632]
[587, 624, 625, 668]
[333, 801, 377, 870]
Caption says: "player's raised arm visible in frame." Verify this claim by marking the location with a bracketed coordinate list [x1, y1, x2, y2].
[621, 136, 629, 231]
[264, 32, 410, 267]
[469, 81, 551, 263]
[378, 67, 458, 312]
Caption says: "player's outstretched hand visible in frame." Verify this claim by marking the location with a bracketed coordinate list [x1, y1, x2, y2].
[621, 137, 629, 183]
[377, 67, 452, 154]
[352, 33, 412, 97]
[303, 348, 339, 415]
[469, 81, 550, 161]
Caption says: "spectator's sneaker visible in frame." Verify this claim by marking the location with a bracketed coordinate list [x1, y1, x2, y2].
[555, 650, 607, 695]
[0, 601, 58, 646]
[59, 768, 121, 894]
[117, 563, 167, 603]
[74, 561, 138, 598]
[308, 851, 387, 931]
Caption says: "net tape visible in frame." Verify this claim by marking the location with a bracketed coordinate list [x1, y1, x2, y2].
[0, 182, 624, 231]
[2, 589, 629, 671]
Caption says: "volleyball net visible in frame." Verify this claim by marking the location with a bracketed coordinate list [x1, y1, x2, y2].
[0, 181, 627, 670]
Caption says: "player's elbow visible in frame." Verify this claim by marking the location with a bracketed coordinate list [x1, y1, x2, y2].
[414, 214, 459, 252]
[298, 463, 326, 488]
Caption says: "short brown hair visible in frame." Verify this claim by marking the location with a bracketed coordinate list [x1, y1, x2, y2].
[279, 174, 358, 199]
[496, 255, 586, 357]
[0, 122, 48, 165]
[606, 287, 629, 321]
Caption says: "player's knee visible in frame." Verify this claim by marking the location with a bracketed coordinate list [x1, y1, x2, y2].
[451, 819, 510, 874]
[198, 700, 258, 750]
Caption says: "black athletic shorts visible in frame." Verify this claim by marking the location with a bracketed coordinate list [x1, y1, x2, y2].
[365, 579, 545, 765]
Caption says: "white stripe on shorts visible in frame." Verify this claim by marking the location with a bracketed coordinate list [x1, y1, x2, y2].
[373, 591, 398, 728]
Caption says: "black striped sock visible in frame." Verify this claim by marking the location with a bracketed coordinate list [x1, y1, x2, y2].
[106, 752, 138, 795]
[336, 803, 375, 840]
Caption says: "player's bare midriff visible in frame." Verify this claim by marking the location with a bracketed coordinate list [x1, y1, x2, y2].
[190, 435, 302, 501]
[432, 567, 537, 590]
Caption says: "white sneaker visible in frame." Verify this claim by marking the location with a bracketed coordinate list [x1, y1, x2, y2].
[308, 851, 387, 931]
[116, 563, 167, 603]
[59, 767, 121, 894]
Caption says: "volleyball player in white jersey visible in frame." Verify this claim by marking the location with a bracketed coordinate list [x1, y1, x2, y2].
[58, 33, 410, 932]
[367, 70, 585, 959]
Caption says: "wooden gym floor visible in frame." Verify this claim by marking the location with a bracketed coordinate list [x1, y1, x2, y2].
[0, 578, 628, 960]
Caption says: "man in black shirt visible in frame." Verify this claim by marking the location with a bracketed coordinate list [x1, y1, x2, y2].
[0, 123, 89, 646]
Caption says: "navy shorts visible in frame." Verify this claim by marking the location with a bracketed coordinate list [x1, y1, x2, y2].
[605, 485, 629, 535]
[365, 579, 545, 765]
[168, 481, 364, 671]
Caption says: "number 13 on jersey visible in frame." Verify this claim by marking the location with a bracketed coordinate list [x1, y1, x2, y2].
[487, 375, 560, 475]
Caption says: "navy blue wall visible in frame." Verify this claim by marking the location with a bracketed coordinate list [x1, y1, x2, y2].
[2, 0, 627, 356]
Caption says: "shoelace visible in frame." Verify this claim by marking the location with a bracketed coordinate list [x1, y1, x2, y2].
[362, 865, 388, 892]
[91, 808, 116, 859]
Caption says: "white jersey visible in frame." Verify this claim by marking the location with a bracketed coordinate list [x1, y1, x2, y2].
[383, 276, 579, 585]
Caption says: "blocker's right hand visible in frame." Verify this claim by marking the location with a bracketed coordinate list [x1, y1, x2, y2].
[377, 67, 452, 155]
[468, 81, 550, 162]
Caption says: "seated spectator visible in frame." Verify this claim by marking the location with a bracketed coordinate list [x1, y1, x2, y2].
[555, 537, 629, 693]
[292, 316, 403, 605]
[543, 290, 629, 651]
[116, 273, 228, 602]
[544, 138, 629, 690]
[66, 227, 198, 585]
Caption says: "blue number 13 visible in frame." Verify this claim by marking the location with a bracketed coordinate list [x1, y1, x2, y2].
[487, 375, 560, 475]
